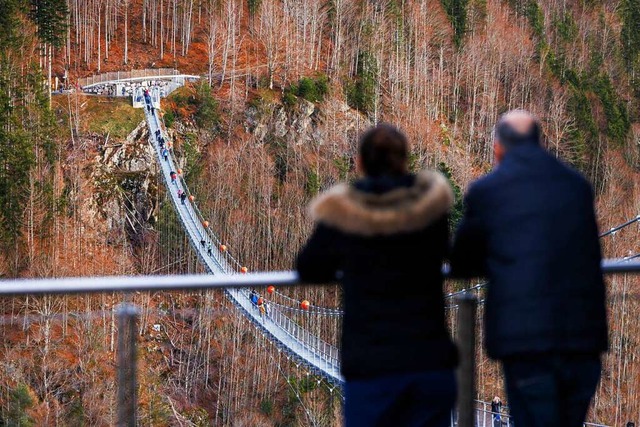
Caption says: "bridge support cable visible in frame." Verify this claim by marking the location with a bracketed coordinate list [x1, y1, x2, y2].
[142, 100, 343, 385]
[599, 214, 640, 237]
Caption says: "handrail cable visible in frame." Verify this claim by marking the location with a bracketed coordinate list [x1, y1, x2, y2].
[599, 215, 640, 237]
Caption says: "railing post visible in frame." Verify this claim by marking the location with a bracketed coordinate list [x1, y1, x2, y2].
[455, 293, 477, 427]
[117, 303, 139, 427]
[482, 402, 486, 427]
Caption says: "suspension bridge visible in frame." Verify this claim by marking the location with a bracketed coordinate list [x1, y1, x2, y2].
[143, 96, 344, 385]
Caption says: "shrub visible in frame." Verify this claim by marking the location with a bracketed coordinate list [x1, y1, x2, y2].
[297, 78, 319, 102]
[305, 170, 320, 196]
[260, 399, 274, 415]
[282, 74, 330, 107]
[164, 110, 175, 128]
[333, 155, 352, 180]
[248, 0, 261, 15]
[282, 89, 298, 108]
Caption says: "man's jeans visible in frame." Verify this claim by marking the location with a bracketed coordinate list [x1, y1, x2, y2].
[345, 369, 456, 427]
[502, 353, 601, 427]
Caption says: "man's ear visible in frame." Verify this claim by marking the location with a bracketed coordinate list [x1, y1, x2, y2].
[494, 141, 505, 165]
[355, 154, 364, 176]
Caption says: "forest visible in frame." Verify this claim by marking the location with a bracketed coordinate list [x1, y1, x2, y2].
[1, 0, 640, 425]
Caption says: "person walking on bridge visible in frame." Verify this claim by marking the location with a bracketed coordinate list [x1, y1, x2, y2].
[451, 109, 607, 427]
[491, 396, 502, 427]
[249, 290, 259, 306]
[297, 124, 458, 427]
[257, 298, 266, 321]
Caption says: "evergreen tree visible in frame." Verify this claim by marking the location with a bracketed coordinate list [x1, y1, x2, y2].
[248, 0, 261, 16]
[441, 0, 468, 47]
[194, 82, 220, 130]
[2, 384, 35, 426]
[0, 0, 25, 50]
[0, 0, 58, 261]
[621, 0, 640, 92]
[346, 51, 378, 115]
[30, 0, 69, 47]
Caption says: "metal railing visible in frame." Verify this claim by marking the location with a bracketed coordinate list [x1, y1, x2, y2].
[0, 259, 636, 296]
[0, 262, 635, 426]
[78, 69, 180, 88]
[226, 286, 340, 367]
[474, 401, 513, 427]
[267, 303, 340, 364]
[0, 266, 632, 426]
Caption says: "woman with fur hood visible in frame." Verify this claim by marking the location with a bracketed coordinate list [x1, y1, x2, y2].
[297, 124, 458, 427]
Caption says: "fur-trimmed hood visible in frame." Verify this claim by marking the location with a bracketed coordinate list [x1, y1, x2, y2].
[309, 171, 454, 236]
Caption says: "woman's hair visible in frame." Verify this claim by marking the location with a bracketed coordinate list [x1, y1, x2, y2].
[358, 124, 409, 177]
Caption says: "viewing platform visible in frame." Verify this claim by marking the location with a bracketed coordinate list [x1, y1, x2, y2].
[74, 68, 200, 108]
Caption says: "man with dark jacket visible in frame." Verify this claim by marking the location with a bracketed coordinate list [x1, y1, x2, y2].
[297, 124, 458, 427]
[451, 110, 608, 427]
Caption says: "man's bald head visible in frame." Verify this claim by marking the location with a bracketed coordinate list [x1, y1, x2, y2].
[494, 109, 541, 148]
[493, 110, 541, 164]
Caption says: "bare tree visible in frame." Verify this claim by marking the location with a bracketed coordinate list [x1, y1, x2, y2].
[207, 0, 220, 85]
[124, 0, 129, 64]
[259, 0, 285, 89]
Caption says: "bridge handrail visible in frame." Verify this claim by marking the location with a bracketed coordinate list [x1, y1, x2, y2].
[0, 259, 636, 296]
[268, 304, 340, 364]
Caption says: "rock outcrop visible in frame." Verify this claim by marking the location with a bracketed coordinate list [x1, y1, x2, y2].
[246, 97, 368, 147]
[86, 120, 159, 242]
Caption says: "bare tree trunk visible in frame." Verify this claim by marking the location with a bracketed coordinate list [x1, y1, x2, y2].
[259, 0, 283, 90]
[124, 0, 129, 64]
[97, 8, 101, 72]
[48, 43, 52, 106]
[207, 2, 218, 85]
[143, 0, 147, 43]
[160, 0, 164, 58]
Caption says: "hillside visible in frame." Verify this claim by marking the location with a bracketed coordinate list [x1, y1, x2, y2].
[1, 0, 640, 425]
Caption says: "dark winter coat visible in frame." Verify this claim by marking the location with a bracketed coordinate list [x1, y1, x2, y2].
[451, 143, 608, 360]
[296, 171, 458, 380]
